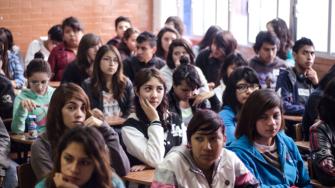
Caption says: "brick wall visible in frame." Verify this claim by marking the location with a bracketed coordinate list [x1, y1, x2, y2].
[0, 0, 153, 54]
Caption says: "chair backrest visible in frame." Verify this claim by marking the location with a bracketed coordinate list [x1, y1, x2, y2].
[17, 163, 37, 188]
[2, 118, 12, 132]
[294, 123, 303, 141]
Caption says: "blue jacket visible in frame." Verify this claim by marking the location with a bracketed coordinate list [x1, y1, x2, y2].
[227, 131, 311, 187]
[218, 105, 236, 145]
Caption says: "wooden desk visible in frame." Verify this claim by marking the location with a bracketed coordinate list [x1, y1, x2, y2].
[283, 115, 303, 122]
[49, 81, 60, 88]
[123, 169, 155, 185]
[10, 133, 35, 145]
[295, 141, 310, 152]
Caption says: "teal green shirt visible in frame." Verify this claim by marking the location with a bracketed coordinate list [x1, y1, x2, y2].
[11, 86, 55, 134]
[35, 174, 125, 188]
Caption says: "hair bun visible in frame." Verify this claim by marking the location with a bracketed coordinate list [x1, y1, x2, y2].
[33, 51, 44, 59]
[179, 55, 190, 65]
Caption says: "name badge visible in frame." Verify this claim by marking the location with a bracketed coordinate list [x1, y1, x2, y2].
[298, 88, 310, 96]
[273, 69, 280, 76]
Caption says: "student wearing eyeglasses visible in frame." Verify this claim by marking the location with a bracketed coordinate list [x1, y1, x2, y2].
[11, 54, 55, 134]
[82, 45, 134, 131]
[219, 67, 260, 145]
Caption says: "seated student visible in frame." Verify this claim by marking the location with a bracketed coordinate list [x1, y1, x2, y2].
[192, 25, 222, 57]
[302, 65, 335, 140]
[165, 16, 185, 37]
[196, 30, 237, 89]
[249, 31, 287, 89]
[31, 83, 130, 180]
[161, 39, 220, 110]
[216, 52, 248, 102]
[107, 16, 132, 48]
[0, 118, 18, 188]
[82, 45, 134, 129]
[168, 63, 206, 126]
[266, 18, 294, 64]
[155, 27, 179, 60]
[168, 62, 220, 126]
[25, 24, 63, 67]
[310, 78, 335, 186]
[219, 67, 260, 145]
[0, 28, 25, 89]
[228, 89, 310, 187]
[221, 53, 249, 87]
[0, 43, 15, 119]
[160, 38, 208, 92]
[117, 27, 139, 61]
[61, 33, 102, 85]
[121, 68, 186, 171]
[164, 16, 191, 44]
[35, 126, 125, 188]
[48, 16, 84, 81]
[123, 31, 165, 82]
[276, 37, 318, 117]
[2, 28, 25, 64]
[11, 55, 55, 134]
[152, 109, 259, 187]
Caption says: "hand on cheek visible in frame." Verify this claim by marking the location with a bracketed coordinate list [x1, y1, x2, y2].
[139, 98, 159, 122]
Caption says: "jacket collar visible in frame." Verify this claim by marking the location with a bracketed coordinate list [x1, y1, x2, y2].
[172, 145, 222, 176]
[229, 132, 287, 165]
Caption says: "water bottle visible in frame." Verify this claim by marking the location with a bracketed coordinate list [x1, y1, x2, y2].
[27, 115, 38, 139]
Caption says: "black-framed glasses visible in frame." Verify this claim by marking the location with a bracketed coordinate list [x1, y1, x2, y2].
[236, 83, 259, 93]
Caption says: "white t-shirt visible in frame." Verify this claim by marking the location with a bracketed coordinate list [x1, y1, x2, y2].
[181, 107, 192, 126]
[25, 36, 49, 67]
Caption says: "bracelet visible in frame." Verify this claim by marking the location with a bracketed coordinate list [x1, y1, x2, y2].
[150, 120, 161, 125]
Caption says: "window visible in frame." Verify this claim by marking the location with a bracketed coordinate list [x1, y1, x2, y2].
[189, 0, 229, 36]
[248, 0, 277, 44]
[230, 0, 248, 45]
[331, 0, 335, 54]
[247, 0, 290, 44]
[296, 0, 329, 52]
[162, 0, 335, 56]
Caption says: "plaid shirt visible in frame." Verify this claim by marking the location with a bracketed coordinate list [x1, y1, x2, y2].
[7, 50, 25, 88]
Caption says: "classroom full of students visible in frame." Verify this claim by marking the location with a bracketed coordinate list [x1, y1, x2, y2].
[1, 14, 335, 188]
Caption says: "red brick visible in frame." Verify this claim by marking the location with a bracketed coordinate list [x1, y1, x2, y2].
[0, 0, 153, 54]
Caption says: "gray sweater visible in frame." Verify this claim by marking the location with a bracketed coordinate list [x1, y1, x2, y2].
[31, 123, 130, 180]
[249, 56, 287, 89]
[0, 118, 10, 176]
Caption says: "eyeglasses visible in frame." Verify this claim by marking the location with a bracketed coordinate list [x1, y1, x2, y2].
[29, 80, 49, 86]
[236, 83, 259, 93]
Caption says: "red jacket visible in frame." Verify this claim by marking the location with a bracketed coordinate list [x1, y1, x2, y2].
[48, 43, 76, 81]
